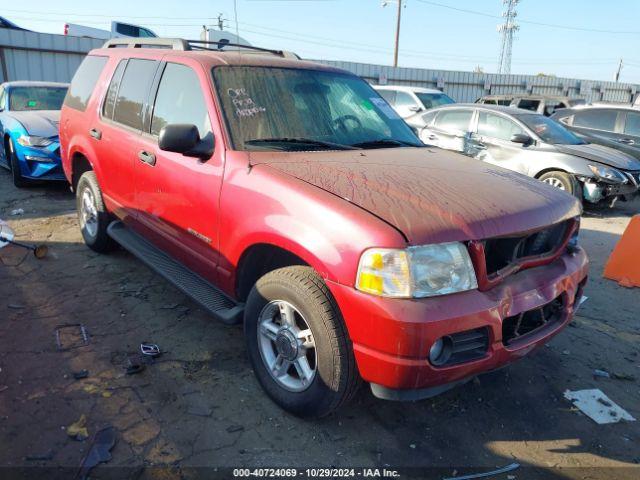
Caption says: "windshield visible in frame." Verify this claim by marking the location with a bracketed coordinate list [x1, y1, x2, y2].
[9, 86, 68, 111]
[516, 114, 586, 145]
[415, 92, 454, 109]
[212, 66, 422, 151]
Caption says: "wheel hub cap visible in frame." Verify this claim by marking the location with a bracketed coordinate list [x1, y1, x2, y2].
[80, 189, 98, 238]
[257, 300, 317, 392]
[275, 329, 298, 361]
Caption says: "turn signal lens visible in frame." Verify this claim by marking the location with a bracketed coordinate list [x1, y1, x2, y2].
[356, 249, 411, 297]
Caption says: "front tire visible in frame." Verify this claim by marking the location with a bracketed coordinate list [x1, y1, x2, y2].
[245, 266, 360, 417]
[8, 139, 28, 188]
[76, 171, 115, 253]
[539, 171, 581, 200]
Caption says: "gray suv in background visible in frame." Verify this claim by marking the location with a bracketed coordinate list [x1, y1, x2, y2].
[552, 106, 640, 161]
[418, 104, 640, 207]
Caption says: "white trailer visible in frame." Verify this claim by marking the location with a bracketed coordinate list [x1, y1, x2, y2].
[64, 21, 157, 40]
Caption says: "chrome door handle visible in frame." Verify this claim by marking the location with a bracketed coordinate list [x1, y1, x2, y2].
[618, 138, 635, 145]
[138, 151, 156, 166]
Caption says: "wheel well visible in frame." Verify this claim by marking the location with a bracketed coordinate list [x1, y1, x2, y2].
[3, 134, 10, 157]
[71, 153, 93, 191]
[535, 167, 570, 179]
[236, 244, 309, 301]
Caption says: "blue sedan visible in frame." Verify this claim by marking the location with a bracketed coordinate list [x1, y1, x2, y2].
[0, 81, 69, 187]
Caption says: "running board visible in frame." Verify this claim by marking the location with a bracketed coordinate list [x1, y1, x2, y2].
[107, 221, 243, 325]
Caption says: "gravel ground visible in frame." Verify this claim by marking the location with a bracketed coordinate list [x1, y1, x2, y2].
[0, 169, 639, 480]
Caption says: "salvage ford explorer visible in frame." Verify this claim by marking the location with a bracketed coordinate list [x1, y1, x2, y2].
[60, 38, 589, 417]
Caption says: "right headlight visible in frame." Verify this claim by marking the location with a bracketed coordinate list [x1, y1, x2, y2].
[588, 164, 628, 184]
[356, 242, 478, 298]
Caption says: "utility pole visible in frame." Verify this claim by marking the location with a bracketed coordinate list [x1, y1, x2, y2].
[615, 58, 623, 82]
[497, 0, 520, 74]
[382, 1, 404, 68]
[393, 0, 402, 67]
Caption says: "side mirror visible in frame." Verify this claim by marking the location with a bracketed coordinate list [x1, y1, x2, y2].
[158, 124, 213, 159]
[409, 105, 423, 113]
[511, 133, 532, 145]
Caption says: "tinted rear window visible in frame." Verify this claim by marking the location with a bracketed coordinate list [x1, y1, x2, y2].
[112, 59, 157, 130]
[573, 110, 617, 131]
[64, 55, 108, 111]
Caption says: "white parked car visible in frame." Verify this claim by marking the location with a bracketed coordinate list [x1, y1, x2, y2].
[373, 85, 455, 119]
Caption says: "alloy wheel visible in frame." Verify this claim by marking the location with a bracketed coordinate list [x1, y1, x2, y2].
[257, 300, 317, 392]
[80, 188, 99, 238]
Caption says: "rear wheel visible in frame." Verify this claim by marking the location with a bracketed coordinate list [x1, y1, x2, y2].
[76, 171, 115, 253]
[7, 139, 28, 188]
[539, 171, 581, 199]
[244, 266, 360, 417]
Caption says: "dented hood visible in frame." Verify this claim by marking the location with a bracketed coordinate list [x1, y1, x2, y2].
[250, 148, 582, 244]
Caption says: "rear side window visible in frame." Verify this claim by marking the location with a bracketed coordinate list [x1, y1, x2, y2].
[624, 112, 640, 136]
[112, 59, 157, 130]
[573, 110, 617, 131]
[64, 55, 108, 111]
[433, 109, 473, 133]
[517, 99, 541, 111]
[377, 89, 396, 105]
[150, 63, 211, 137]
[102, 60, 127, 119]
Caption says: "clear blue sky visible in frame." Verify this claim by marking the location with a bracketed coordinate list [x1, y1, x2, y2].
[7, 0, 640, 83]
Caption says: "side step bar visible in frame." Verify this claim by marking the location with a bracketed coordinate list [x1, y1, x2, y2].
[107, 221, 244, 325]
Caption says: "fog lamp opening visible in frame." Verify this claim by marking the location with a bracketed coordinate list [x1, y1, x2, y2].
[429, 336, 453, 366]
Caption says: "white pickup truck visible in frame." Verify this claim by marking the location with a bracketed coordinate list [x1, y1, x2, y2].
[64, 21, 157, 40]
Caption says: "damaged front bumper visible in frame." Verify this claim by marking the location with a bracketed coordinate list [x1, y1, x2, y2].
[582, 177, 639, 204]
[327, 247, 589, 401]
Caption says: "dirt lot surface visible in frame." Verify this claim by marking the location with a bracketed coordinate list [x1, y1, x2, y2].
[1, 169, 639, 480]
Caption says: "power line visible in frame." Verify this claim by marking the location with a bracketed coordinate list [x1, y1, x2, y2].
[415, 0, 640, 35]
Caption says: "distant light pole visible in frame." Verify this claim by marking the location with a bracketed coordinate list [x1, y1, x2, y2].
[382, 0, 405, 67]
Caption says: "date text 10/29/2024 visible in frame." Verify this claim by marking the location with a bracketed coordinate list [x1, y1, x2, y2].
[233, 468, 401, 478]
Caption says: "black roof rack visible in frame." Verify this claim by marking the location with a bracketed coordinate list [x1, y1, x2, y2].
[102, 37, 299, 58]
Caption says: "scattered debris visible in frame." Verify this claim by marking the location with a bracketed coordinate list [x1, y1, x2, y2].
[226, 425, 244, 433]
[7, 304, 25, 310]
[67, 414, 89, 441]
[55, 324, 89, 351]
[140, 342, 161, 357]
[77, 426, 116, 480]
[611, 372, 636, 381]
[24, 451, 54, 461]
[593, 369, 610, 378]
[0, 385, 8, 393]
[125, 358, 145, 375]
[9, 208, 24, 216]
[72, 370, 89, 380]
[564, 389, 636, 424]
[561, 350, 570, 355]
[187, 405, 214, 417]
[0, 233, 49, 260]
[575, 295, 588, 312]
[442, 463, 520, 480]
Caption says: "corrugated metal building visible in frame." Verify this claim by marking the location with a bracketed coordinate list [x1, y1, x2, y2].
[316, 60, 639, 104]
[0, 28, 102, 84]
[1, 27, 638, 105]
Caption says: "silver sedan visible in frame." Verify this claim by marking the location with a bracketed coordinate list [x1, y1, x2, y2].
[412, 104, 640, 207]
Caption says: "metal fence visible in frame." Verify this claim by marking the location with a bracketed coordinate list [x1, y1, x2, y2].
[1, 27, 638, 105]
[0, 28, 102, 84]
[315, 59, 639, 104]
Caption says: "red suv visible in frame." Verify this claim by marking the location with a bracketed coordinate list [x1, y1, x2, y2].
[60, 38, 588, 417]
